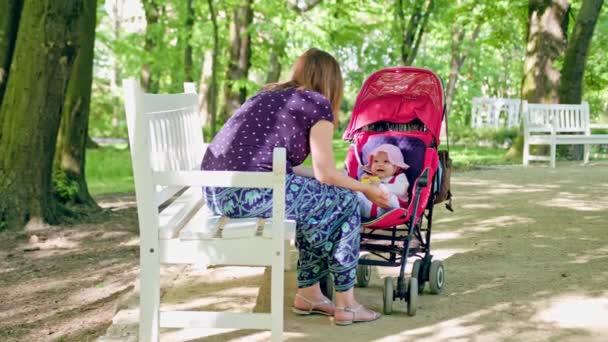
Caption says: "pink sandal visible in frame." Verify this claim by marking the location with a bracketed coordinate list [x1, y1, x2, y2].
[334, 305, 381, 326]
[292, 293, 335, 316]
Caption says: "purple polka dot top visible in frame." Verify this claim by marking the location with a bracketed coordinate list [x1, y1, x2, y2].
[201, 88, 334, 173]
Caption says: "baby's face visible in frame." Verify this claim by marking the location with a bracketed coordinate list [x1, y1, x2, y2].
[371, 151, 397, 178]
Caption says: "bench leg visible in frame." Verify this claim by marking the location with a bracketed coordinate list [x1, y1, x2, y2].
[523, 140, 530, 166]
[139, 248, 161, 342]
[550, 142, 556, 168]
[271, 238, 285, 342]
[584, 144, 590, 164]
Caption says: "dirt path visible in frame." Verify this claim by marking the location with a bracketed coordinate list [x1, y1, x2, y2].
[2, 162, 607, 341]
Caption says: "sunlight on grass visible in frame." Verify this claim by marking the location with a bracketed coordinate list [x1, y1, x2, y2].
[86, 146, 134, 195]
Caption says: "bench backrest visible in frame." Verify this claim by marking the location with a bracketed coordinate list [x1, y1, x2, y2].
[524, 102, 590, 135]
[471, 97, 522, 128]
[123, 79, 205, 206]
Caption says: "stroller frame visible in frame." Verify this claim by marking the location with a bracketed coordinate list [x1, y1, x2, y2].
[327, 67, 448, 315]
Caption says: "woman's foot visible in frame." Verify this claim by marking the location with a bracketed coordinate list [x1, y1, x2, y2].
[334, 304, 381, 326]
[292, 292, 335, 316]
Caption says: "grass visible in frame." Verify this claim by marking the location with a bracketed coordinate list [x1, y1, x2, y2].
[86, 140, 514, 196]
[86, 145, 134, 196]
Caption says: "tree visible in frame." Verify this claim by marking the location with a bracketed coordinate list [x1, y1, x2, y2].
[396, 0, 434, 66]
[559, 0, 604, 104]
[220, 0, 253, 122]
[444, 20, 481, 117]
[522, 0, 570, 103]
[198, 0, 220, 137]
[141, 0, 162, 93]
[53, 0, 98, 209]
[0, 0, 84, 231]
[0, 0, 23, 107]
[183, 0, 195, 82]
[506, 0, 570, 161]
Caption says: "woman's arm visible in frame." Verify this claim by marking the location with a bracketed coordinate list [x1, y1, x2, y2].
[309, 121, 391, 208]
[292, 165, 315, 178]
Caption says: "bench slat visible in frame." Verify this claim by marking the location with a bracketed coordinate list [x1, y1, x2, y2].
[153, 170, 277, 188]
[159, 238, 276, 265]
[160, 311, 271, 330]
[158, 187, 203, 239]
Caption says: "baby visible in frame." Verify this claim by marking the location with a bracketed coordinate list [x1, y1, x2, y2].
[358, 143, 410, 219]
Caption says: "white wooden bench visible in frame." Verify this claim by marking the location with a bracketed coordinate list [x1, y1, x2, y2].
[471, 97, 522, 129]
[523, 101, 608, 168]
[123, 79, 296, 342]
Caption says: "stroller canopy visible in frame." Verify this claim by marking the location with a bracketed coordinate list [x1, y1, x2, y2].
[343, 67, 444, 143]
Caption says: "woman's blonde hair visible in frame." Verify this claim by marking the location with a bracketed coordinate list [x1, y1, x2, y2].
[263, 48, 343, 125]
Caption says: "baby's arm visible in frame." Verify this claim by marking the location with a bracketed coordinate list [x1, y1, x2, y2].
[383, 173, 409, 198]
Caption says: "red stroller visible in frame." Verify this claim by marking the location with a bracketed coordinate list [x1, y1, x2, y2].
[343, 67, 448, 316]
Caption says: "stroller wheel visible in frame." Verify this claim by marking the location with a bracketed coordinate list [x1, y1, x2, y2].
[320, 274, 334, 300]
[412, 259, 426, 295]
[356, 255, 371, 287]
[407, 277, 418, 316]
[383, 277, 394, 315]
[429, 260, 445, 295]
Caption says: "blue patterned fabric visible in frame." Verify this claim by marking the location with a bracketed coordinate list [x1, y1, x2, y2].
[204, 173, 361, 292]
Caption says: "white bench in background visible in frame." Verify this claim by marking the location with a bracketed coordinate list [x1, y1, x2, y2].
[523, 101, 608, 167]
[123, 79, 295, 342]
[471, 97, 522, 129]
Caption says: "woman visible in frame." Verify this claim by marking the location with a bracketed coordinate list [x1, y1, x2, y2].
[202, 48, 389, 325]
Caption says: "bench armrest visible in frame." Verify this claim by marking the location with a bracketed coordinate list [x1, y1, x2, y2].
[153, 147, 286, 189]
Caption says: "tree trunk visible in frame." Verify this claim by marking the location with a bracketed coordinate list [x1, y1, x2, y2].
[521, 0, 570, 103]
[559, 0, 604, 104]
[444, 23, 481, 118]
[109, 0, 122, 133]
[198, 0, 220, 138]
[397, 0, 434, 66]
[141, 0, 161, 93]
[220, 0, 252, 122]
[0, 0, 23, 107]
[0, 0, 82, 231]
[183, 0, 194, 82]
[507, 0, 570, 161]
[265, 51, 282, 84]
[53, 0, 98, 209]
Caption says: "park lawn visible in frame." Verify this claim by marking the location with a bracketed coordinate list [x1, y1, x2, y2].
[86, 141, 513, 196]
[86, 145, 134, 195]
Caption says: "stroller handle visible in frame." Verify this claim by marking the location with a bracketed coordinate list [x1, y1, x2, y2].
[418, 169, 429, 188]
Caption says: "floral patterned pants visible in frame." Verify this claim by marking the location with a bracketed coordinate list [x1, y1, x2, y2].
[204, 173, 361, 292]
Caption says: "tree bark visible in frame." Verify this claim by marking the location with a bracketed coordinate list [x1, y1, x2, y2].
[559, 0, 604, 104]
[444, 23, 481, 118]
[521, 0, 570, 103]
[141, 0, 161, 93]
[0, 0, 23, 108]
[507, 0, 570, 161]
[198, 0, 220, 137]
[266, 50, 283, 84]
[397, 0, 434, 66]
[0, 0, 82, 231]
[183, 0, 194, 82]
[53, 0, 98, 208]
[220, 0, 253, 122]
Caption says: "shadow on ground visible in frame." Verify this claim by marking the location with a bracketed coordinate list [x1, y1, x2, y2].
[2, 162, 607, 341]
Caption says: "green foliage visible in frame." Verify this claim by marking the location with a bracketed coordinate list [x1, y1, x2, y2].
[52, 170, 79, 202]
[88, 0, 606, 145]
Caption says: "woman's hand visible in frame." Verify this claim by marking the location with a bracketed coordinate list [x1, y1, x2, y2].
[363, 184, 391, 209]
